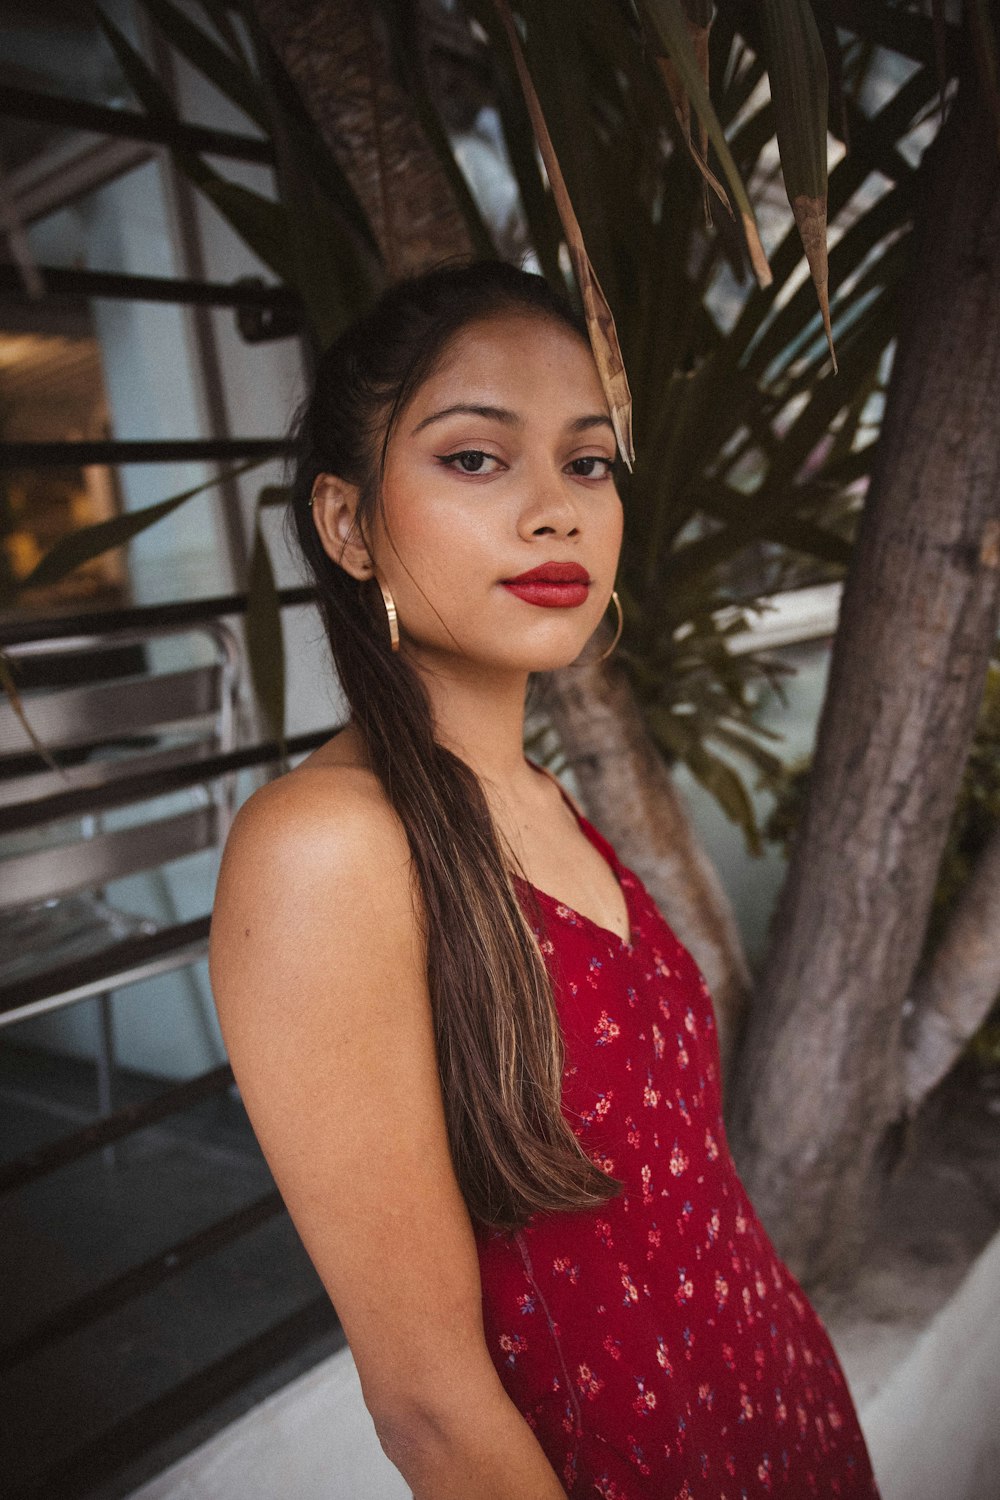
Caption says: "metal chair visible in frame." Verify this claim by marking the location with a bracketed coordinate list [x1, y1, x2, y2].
[0, 620, 241, 1141]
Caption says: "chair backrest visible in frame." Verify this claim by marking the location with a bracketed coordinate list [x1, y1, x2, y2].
[0, 620, 241, 912]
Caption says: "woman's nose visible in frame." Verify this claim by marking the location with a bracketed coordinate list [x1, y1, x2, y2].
[518, 473, 581, 537]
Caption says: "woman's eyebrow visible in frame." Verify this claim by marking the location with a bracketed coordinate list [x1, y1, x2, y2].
[411, 403, 518, 435]
[410, 403, 615, 436]
[566, 413, 616, 435]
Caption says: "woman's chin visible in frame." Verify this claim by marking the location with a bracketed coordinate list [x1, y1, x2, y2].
[403, 629, 602, 676]
[520, 641, 601, 674]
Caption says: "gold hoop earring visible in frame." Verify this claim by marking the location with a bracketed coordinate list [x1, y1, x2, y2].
[374, 572, 400, 652]
[597, 589, 623, 661]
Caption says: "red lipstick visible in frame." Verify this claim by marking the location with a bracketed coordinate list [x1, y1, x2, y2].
[501, 561, 591, 608]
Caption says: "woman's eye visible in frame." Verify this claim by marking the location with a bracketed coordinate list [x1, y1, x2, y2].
[568, 456, 615, 478]
[436, 449, 503, 474]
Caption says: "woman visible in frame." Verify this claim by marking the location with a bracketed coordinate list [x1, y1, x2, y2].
[209, 259, 880, 1499]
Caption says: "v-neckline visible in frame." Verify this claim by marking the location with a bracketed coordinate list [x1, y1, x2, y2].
[514, 759, 635, 952]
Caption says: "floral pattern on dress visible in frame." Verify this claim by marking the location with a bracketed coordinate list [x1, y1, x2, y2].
[477, 772, 881, 1499]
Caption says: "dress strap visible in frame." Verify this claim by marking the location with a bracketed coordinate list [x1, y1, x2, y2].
[524, 762, 617, 870]
[523, 757, 589, 824]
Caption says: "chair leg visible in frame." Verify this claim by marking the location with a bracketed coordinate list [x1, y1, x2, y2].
[95, 991, 116, 1170]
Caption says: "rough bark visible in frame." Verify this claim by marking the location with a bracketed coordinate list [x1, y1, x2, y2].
[903, 823, 1000, 1110]
[251, 0, 473, 276]
[538, 655, 753, 1078]
[727, 75, 1000, 1286]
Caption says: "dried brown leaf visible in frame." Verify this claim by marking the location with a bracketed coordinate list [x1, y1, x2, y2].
[494, 0, 635, 469]
[791, 192, 837, 373]
[0, 652, 65, 776]
[659, 22, 712, 226]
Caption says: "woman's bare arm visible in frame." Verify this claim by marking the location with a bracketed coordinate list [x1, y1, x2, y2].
[209, 767, 567, 1499]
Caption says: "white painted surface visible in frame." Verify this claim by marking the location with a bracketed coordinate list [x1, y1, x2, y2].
[128, 1343, 410, 1500]
[724, 581, 843, 652]
[858, 1228, 1000, 1500]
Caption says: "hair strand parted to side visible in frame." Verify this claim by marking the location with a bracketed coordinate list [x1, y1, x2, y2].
[288, 257, 623, 1231]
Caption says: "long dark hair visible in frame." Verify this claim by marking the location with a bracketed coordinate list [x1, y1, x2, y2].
[289, 257, 623, 1231]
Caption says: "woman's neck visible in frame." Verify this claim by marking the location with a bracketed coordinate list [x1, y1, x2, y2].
[415, 659, 535, 798]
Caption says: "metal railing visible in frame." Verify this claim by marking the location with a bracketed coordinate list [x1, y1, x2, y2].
[1, 592, 341, 1499]
[0, 45, 344, 1488]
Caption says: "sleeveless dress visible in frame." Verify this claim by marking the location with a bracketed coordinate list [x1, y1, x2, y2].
[474, 768, 881, 1499]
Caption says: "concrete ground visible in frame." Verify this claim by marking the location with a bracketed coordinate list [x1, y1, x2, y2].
[814, 1058, 1000, 1404]
[816, 1058, 1000, 1500]
[858, 1228, 1000, 1500]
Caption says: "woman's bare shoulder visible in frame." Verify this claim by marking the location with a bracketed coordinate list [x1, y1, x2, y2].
[228, 741, 403, 865]
[212, 748, 415, 956]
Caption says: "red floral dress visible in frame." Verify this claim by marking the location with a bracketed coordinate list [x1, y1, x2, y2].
[474, 773, 881, 1499]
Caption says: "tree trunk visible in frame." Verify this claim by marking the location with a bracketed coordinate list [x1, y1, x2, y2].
[903, 822, 1000, 1110]
[538, 654, 752, 1077]
[727, 71, 1000, 1287]
[251, 0, 473, 276]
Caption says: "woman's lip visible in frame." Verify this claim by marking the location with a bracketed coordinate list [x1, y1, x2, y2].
[502, 580, 590, 608]
[503, 563, 590, 584]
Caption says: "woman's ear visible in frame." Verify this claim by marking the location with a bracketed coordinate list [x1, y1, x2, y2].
[310, 473, 374, 581]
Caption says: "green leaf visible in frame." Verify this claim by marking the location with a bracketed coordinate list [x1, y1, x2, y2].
[18, 462, 265, 591]
[758, 0, 829, 200]
[96, 9, 295, 281]
[194, 0, 250, 62]
[756, 0, 834, 365]
[96, 5, 178, 120]
[241, 15, 381, 342]
[517, 0, 621, 300]
[744, 176, 913, 383]
[239, 8, 382, 263]
[258, 484, 291, 508]
[473, 2, 565, 286]
[648, 704, 763, 854]
[725, 65, 934, 380]
[710, 721, 788, 787]
[689, 482, 854, 566]
[640, 0, 772, 286]
[246, 518, 286, 753]
[143, 0, 266, 129]
[189, 171, 296, 281]
[855, 8, 961, 72]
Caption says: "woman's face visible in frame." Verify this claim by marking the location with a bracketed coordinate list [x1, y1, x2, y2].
[366, 310, 624, 676]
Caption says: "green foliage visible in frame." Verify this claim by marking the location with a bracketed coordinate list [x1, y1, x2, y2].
[246, 513, 286, 753]
[16, 463, 265, 594]
[760, 752, 810, 856]
[94, 4, 382, 345]
[14, 0, 994, 836]
[479, 2, 924, 850]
